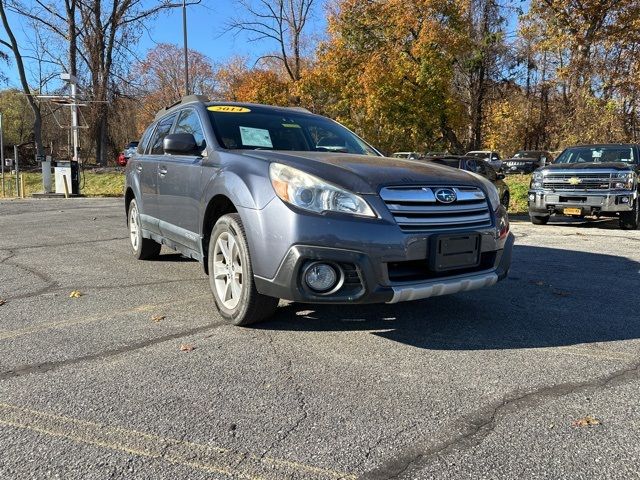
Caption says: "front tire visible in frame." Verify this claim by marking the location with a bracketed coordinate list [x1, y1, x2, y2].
[530, 215, 549, 225]
[128, 199, 161, 260]
[619, 200, 639, 230]
[208, 213, 279, 326]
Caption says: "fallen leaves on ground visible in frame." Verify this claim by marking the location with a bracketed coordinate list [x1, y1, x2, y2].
[179, 343, 196, 352]
[69, 290, 83, 298]
[530, 280, 546, 286]
[151, 315, 165, 323]
[552, 290, 571, 297]
[572, 415, 601, 428]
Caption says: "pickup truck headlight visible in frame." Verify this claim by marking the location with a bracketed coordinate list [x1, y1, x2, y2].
[530, 170, 543, 189]
[269, 163, 376, 217]
[612, 172, 635, 190]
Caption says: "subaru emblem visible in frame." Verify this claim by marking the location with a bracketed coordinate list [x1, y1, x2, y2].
[435, 188, 457, 204]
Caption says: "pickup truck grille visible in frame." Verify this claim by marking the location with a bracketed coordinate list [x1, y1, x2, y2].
[542, 173, 612, 191]
[380, 186, 492, 232]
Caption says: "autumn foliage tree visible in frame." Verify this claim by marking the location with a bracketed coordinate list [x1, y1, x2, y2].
[133, 43, 218, 131]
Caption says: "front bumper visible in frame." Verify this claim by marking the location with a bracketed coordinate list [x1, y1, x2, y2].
[253, 233, 513, 304]
[528, 190, 636, 215]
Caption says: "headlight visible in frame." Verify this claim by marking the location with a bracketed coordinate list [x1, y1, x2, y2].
[612, 172, 635, 190]
[531, 170, 544, 189]
[269, 163, 376, 217]
[466, 171, 501, 210]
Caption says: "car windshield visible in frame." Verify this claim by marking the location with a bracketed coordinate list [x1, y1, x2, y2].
[554, 146, 636, 164]
[208, 107, 379, 156]
[514, 151, 539, 159]
[466, 152, 490, 159]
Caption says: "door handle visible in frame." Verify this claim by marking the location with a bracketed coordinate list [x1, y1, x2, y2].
[159, 166, 168, 176]
[135, 165, 142, 173]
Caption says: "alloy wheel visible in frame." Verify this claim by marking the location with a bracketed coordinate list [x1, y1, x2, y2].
[213, 231, 243, 309]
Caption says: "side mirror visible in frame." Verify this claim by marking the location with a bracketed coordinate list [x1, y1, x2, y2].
[496, 173, 505, 180]
[163, 133, 198, 155]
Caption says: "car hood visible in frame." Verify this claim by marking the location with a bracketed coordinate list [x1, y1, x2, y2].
[241, 151, 484, 194]
[542, 162, 636, 172]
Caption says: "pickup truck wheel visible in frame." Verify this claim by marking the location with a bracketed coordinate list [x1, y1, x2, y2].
[619, 200, 639, 230]
[530, 215, 549, 225]
[128, 199, 161, 260]
[208, 213, 279, 326]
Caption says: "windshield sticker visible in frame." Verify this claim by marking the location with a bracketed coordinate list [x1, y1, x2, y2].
[208, 106, 251, 113]
[240, 126, 273, 148]
[282, 123, 301, 128]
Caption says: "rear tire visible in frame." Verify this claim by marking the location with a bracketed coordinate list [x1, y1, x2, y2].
[619, 200, 639, 230]
[530, 215, 549, 225]
[208, 213, 279, 326]
[128, 199, 161, 260]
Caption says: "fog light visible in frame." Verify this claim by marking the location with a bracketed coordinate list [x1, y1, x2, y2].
[304, 263, 339, 292]
[528, 194, 535, 201]
[621, 196, 630, 204]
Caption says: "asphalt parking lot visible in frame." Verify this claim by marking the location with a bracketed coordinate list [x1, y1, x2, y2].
[1, 197, 639, 479]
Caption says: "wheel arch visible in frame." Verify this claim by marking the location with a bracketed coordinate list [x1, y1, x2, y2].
[201, 194, 238, 274]
[124, 187, 135, 222]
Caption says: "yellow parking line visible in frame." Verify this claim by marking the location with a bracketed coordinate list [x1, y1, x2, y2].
[0, 402, 355, 480]
[0, 294, 211, 341]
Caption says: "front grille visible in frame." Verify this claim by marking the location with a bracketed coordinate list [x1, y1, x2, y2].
[380, 186, 492, 232]
[542, 172, 612, 191]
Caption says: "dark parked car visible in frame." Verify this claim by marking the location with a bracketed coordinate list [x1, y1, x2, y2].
[528, 144, 639, 229]
[125, 96, 513, 325]
[426, 156, 510, 209]
[503, 150, 553, 174]
[465, 150, 503, 172]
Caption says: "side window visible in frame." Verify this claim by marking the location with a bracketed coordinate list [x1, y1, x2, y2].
[149, 114, 177, 155]
[464, 159, 477, 172]
[137, 124, 156, 154]
[174, 109, 206, 150]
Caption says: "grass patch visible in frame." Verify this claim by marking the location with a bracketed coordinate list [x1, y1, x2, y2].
[2, 170, 125, 198]
[5, 168, 532, 216]
[504, 174, 531, 214]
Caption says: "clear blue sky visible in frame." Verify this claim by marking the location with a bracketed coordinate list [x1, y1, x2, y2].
[1, 0, 328, 90]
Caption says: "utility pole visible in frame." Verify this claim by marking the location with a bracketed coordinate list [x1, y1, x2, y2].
[183, 0, 190, 96]
[61, 73, 80, 163]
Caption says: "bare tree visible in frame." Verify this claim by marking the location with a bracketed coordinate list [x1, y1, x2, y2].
[229, 0, 316, 82]
[0, 0, 45, 159]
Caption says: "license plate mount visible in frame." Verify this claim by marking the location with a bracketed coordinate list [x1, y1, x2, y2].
[430, 233, 481, 272]
[563, 207, 582, 216]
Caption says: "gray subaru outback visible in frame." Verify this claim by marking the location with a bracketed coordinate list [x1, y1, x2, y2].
[125, 96, 513, 325]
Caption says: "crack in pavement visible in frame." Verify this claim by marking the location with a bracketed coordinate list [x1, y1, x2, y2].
[254, 332, 310, 463]
[0, 249, 60, 299]
[361, 359, 640, 480]
[0, 322, 226, 381]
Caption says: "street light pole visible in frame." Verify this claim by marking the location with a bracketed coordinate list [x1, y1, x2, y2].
[183, 0, 189, 96]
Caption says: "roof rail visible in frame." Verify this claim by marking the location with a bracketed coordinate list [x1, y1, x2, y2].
[155, 94, 210, 120]
[286, 106, 312, 114]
